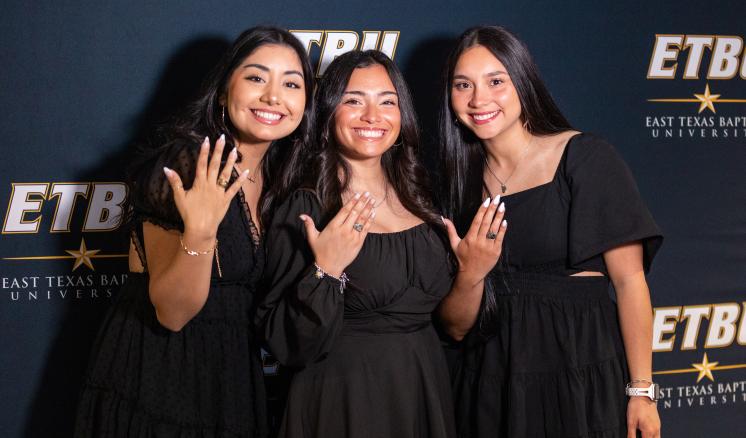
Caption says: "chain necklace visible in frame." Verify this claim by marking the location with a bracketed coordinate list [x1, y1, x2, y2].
[485, 135, 534, 194]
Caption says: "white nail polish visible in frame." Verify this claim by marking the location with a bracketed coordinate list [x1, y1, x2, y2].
[354, 192, 361, 199]
[231, 147, 237, 156]
[482, 197, 491, 208]
[371, 209, 377, 218]
[219, 133, 225, 141]
[501, 219, 508, 228]
[364, 191, 370, 197]
[498, 202, 505, 213]
[492, 195, 501, 205]
[163, 167, 171, 175]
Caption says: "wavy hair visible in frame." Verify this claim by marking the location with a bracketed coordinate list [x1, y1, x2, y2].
[128, 26, 315, 228]
[300, 49, 443, 231]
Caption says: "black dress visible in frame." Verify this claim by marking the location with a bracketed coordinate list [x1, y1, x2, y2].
[453, 133, 663, 438]
[256, 190, 457, 438]
[75, 143, 268, 437]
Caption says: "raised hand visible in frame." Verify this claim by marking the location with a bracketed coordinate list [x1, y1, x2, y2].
[299, 192, 376, 278]
[442, 196, 507, 282]
[162, 135, 250, 241]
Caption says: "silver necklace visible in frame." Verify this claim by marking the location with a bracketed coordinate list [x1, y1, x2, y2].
[485, 135, 534, 194]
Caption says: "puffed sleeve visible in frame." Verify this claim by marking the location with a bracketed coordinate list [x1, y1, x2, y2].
[414, 228, 455, 298]
[255, 190, 346, 368]
[128, 140, 200, 231]
[564, 134, 663, 272]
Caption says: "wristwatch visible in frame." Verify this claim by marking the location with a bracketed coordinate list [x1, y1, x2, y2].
[625, 382, 659, 401]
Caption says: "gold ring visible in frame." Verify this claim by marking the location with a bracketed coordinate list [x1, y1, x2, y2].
[217, 177, 229, 188]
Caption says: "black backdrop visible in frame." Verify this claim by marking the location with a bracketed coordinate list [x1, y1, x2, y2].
[1, 1, 744, 436]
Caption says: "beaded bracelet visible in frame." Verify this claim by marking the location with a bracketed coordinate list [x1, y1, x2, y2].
[313, 262, 349, 294]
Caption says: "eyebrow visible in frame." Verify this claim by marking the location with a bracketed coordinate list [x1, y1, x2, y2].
[343, 90, 398, 97]
[242, 63, 304, 77]
[453, 70, 507, 80]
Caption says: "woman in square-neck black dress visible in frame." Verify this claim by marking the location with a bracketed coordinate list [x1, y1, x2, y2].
[437, 27, 663, 438]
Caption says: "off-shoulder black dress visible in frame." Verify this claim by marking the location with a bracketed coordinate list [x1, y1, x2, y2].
[75, 143, 268, 437]
[453, 133, 663, 438]
[256, 190, 457, 438]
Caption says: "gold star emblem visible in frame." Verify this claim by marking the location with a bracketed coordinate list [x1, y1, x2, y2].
[65, 238, 101, 271]
[692, 352, 719, 383]
[693, 84, 721, 114]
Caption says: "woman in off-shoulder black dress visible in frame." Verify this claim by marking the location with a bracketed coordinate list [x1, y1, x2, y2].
[256, 50, 508, 438]
[74, 27, 314, 437]
[437, 27, 663, 438]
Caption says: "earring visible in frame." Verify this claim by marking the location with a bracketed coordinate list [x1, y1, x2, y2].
[222, 106, 226, 125]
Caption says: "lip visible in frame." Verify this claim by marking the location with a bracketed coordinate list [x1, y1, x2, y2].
[469, 110, 500, 125]
[352, 127, 388, 141]
[251, 109, 286, 125]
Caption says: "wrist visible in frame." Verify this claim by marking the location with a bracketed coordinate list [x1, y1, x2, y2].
[455, 269, 485, 288]
[314, 259, 344, 278]
[182, 228, 217, 245]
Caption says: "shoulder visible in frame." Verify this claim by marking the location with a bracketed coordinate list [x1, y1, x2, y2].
[563, 132, 625, 172]
[271, 188, 322, 223]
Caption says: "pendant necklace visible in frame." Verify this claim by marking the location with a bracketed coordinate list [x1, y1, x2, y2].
[485, 135, 534, 194]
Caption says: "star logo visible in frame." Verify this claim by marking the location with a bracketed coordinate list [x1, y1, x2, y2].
[692, 352, 719, 383]
[2, 238, 127, 271]
[65, 238, 101, 271]
[647, 83, 746, 113]
[693, 84, 721, 114]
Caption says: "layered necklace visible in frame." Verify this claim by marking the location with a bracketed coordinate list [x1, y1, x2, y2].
[485, 134, 534, 194]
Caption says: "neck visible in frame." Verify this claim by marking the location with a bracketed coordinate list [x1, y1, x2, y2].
[343, 156, 387, 194]
[236, 139, 272, 164]
[483, 122, 532, 168]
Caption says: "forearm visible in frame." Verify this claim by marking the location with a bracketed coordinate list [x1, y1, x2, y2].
[614, 272, 654, 381]
[439, 272, 484, 341]
[149, 229, 216, 332]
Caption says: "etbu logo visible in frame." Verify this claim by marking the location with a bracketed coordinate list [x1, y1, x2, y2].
[290, 30, 400, 76]
[648, 34, 746, 79]
[2, 182, 127, 234]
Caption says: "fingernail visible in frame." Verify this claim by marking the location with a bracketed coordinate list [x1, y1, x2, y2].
[201, 138, 209, 148]
[371, 209, 377, 219]
[299, 215, 307, 221]
[369, 198, 376, 205]
[501, 219, 508, 228]
[163, 167, 172, 175]
[231, 147, 237, 156]
[203, 136, 209, 144]
[492, 195, 501, 205]
[482, 197, 491, 208]
[363, 191, 370, 198]
[242, 169, 250, 177]
[498, 202, 505, 213]
[219, 133, 225, 141]
[354, 192, 361, 199]
[440, 215, 446, 225]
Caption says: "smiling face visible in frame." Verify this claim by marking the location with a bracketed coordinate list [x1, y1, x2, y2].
[222, 44, 306, 145]
[333, 64, 401, 161]
[450, 44, 523, 141]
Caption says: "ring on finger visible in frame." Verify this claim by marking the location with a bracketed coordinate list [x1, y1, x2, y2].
[217, 177, 229, 188]
[486, 231, 498, 240]
[352, 223, 364, 232]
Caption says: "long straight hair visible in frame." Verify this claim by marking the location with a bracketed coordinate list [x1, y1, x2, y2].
[128, 26, 314, 229]
[437, 26, 574, 336]
[302, 50, 443, 230]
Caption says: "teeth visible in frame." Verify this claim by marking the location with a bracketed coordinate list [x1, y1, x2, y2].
[254, 110, 282, 121]
[473, 111, 498, 121]
[355, 129, 385, 138]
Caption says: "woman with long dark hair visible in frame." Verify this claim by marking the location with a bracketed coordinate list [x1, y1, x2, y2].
[256, 49, 505, 437]
[438, 26, 663, 438]
[74, 26, 314, 437]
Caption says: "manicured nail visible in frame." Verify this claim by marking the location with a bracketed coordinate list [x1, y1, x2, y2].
[371, 209, 377, 219]
[242, 169, 250, 177]
[369, 198, 376, 205]
[219, 133, 225, 142]
[501, 219, 508, 228]
[492, 195, 501, 205]
[363, 191, 370, 197]
[482, 197, 491, 208]
[201, 138, 209, 148]
[299, 215, 307, 221]
[498, 202, 505, 213]
[354, 192, 361, 199]
[163, 167, 172, 175]
[231, 147, 237, 156]
[203, 136, 209, 144]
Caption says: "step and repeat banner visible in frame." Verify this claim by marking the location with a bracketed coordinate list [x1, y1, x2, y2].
[1, 1, 743, 436]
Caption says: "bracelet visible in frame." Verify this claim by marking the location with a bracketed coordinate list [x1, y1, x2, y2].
[179, 234, 217, 256]
[313, 262, 349, 294]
